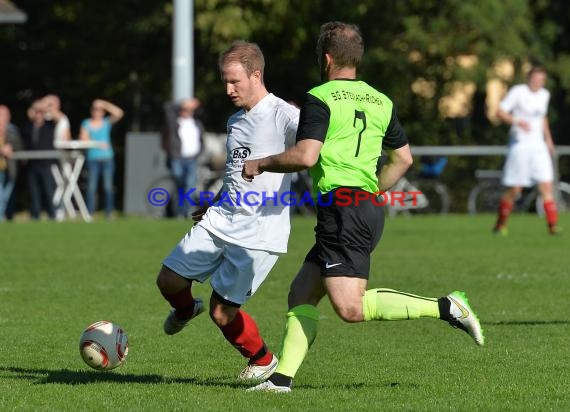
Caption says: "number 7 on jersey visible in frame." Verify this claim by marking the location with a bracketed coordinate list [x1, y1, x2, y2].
[353, 110, 367, 157]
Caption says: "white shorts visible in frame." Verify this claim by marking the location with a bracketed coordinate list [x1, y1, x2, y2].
[502, 143, 553, 187]
[162, 224, 279, 305]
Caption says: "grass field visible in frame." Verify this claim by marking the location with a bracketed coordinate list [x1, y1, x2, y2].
[1, 214, 569, 411]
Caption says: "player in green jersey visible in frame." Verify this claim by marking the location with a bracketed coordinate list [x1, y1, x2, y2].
[243, 22, 484, 393]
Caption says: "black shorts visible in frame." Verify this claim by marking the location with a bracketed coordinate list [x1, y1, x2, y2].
[305, 187, 385, 279]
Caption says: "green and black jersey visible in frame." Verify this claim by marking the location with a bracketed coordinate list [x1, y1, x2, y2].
[296, 79, 408, 194]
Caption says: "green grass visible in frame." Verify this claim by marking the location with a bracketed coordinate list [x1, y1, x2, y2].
[1, 214, 569, 411]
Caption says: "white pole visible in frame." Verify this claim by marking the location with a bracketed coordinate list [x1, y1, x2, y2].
[173, 0, 194, 101]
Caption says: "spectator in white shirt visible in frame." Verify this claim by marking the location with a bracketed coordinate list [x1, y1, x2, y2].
[44, 94, 71, 142]
[163, 98, 204, 218]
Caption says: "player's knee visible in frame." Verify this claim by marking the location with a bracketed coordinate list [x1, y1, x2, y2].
[208, 302, 237, 327]
[209, 309, 226, 327]
[155, 268, 170, 292]
[334, 304, 363, 323]
[156, 266, 183, 293]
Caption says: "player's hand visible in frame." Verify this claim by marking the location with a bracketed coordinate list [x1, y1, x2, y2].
[191, 206, 209, 222]
[242, 159, 263, 182]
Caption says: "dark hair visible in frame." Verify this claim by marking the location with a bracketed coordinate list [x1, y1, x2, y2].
[316, 21, 364, 69]
[527, 66, 547, 79]
[218, 40, 265, 81]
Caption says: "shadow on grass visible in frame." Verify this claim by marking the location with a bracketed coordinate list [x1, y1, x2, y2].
[483, 320, 570, 326]
[0, 366, 244, 387]
[279, 381, 415, 390]
[0, 366, 407, 390]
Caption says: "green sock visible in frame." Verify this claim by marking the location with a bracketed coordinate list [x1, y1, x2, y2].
[275, 304, 319, 378]
[362, 288, 440, 321]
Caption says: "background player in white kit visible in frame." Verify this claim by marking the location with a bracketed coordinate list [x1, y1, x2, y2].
[156, 41, 299, 380]
[494, 66, 559, 235]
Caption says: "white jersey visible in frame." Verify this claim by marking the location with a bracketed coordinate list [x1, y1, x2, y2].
[499, 84, 549, 146]
[200, 93, 299, 253]
[55, 115, 70, 142]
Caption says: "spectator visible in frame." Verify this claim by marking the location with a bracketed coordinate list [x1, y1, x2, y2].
[44, 94, 71, 220]
[44, 94, 71, 143]
[79, 99, 124, 218]
[22, 99, 57, 220]
[0, 105, 22, 221]
[163, 98, 204, 218]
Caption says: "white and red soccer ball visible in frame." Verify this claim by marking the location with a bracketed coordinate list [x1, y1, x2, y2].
[79, 321, 128, 370]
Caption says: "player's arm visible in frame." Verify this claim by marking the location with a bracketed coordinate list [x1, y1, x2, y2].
[242, 139, 321, 181]
[242, 94, 325, 180]
[378, 145, 413, 192]
[496, 107, 513, 124]
[377, 105, 412, 191]
[496, 107, 529, 130]
[497, 88, 531, 131]
[255, 105, 308, 172]
[267, 139, 322, 172]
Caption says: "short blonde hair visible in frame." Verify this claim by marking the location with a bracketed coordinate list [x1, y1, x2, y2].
[219, 41, 265, 82]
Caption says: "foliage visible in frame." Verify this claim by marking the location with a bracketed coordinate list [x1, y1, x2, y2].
[1, 1, 569, 141]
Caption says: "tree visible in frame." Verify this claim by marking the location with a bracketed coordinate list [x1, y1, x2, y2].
[2, 0, 564, 142]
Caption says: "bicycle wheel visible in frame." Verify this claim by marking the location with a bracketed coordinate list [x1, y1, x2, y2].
[385, 179, 428, 216]
[468, 182, 502, 215]
[556, 181, 570, 212]
[536, 181, 570, 215]
[409, 180, 450, 215]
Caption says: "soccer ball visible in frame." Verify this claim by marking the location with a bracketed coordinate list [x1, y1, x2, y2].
[79, 321, 128, 370]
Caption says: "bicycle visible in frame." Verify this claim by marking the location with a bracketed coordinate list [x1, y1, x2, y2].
[385, 176, 450, 216]
[385, 156, 451, 216]
[467, 169, 570, 215]
[145, 158, 225, 219]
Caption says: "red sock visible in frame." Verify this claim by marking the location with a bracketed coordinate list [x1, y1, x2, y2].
[543, 200, 558, 228]
[160, 284, 195, 320]
[218, 310, 273, 366]
[495, 199, 513, 229]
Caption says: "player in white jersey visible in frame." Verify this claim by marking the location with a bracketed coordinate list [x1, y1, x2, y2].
[156, 41, 299, 380]
[494, 66, 559, 235]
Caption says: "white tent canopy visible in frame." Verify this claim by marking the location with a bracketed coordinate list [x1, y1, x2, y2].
[0, 0, 27, 24]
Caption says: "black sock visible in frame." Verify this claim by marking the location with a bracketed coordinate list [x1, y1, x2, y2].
[269, 372, 292, 388]
[438, 297, 451, 321]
